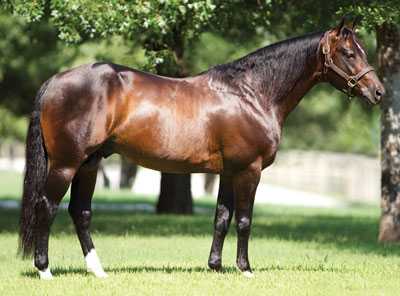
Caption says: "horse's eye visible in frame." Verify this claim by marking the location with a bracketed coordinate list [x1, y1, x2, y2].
[343, 49, 355, 59]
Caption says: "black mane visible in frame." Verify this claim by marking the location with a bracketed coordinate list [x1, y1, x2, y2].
[208, 31, 324, 101]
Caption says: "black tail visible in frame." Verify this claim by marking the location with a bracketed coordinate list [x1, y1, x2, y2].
[18, 80, 51, 258]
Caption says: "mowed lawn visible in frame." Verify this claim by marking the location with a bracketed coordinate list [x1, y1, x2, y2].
[1, 171, 400, 295]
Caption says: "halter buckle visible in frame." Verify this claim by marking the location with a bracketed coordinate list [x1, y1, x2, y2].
[347, 78, 358, 88]
[322, 45, 329, 55]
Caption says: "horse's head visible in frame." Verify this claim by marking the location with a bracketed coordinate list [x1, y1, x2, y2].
[321, 18, 384, 104]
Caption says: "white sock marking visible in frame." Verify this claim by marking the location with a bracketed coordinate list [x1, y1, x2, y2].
[38, 267, 53, 280]
[85, 249, 108, 278]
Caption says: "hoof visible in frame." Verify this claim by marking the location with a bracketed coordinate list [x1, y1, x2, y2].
[242, 270, 254, 278]
[38, 267, 53, 280]
[208, 262, 222, 272]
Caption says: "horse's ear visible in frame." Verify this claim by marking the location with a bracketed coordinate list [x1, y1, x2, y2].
[335, 15, 356, 36]
[335, 18, 345, 35]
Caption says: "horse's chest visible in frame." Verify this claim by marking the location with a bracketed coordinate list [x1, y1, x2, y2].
[248, 118, 281, 169]
[260, 132, 280, 169]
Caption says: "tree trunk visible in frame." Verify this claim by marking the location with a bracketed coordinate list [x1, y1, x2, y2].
[377, 23, 400, 242]
[157, 173, 193, 214]
[119, 156, 138, 189]
[155, 40, 194, 214]
[204, 173, 216, 195]
[98, 164, 111, 189]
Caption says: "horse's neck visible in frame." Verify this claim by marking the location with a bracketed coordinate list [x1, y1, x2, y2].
[245, 38, 322, 123]
[272, 65, 320, 122]
[208, 33, 323, 123]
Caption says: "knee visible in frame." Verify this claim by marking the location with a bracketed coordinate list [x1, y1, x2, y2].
[215, 220, 229, 234]
[215, 205, 231, 234]
[68, 206, 91, 227]
[236, 217, 251, 236]
[36, 197, 58, 221]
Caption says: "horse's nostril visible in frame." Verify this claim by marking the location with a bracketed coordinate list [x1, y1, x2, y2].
[375, 88, 384, 99]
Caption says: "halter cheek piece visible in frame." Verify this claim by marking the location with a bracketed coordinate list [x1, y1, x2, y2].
[321, 32, 375, 99]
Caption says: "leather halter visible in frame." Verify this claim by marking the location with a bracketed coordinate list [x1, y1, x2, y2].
[320, 32, 375, 99]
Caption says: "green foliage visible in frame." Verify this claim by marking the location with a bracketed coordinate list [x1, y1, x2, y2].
[0, 107, 27, 141]
[1, 0, 46, 22]
[282, 86, 380, 155]
[4, 1, 270, 71]
[186, 32, 274, 74]
[0, 12, 77, 115]
[7, 1, 216, 44]
[338, 1, 400, 30]
[70, 36, 146, 69]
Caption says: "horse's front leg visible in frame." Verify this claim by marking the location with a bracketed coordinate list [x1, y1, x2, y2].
[208, 175, 234, 271]
[232, 159, 261, 277]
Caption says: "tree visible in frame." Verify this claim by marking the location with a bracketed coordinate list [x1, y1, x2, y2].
[0, 10, 77, 115]
[326, 1, 400, 242]
[119, 156, 137, 189]
[377, 23, 400, 241]
[0, 8, 79, 159]
[157, 173, 193, 214]
[267, 0, 400, 241]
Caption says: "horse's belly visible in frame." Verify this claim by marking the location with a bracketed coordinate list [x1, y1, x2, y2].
[112, 125, 221, 173]
[115, 146, 223, 174]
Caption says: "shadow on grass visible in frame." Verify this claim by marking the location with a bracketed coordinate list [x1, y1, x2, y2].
[22, 267, 88, 278]
[2, 202, 399, 257]
[107, 265, 235, 274]
[22, 263, 352, 279]
[22, 265, 236, 278]
[257, 264, 353, 273]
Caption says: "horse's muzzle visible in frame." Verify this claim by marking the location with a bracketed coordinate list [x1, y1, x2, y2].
[373, 87, 385, 104]
[362, 85, 385, 105]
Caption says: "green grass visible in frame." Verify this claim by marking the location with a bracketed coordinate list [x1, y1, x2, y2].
[1, 171, 400, 295]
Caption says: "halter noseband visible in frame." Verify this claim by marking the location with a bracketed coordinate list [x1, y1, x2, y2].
[321, 32, 375, 99]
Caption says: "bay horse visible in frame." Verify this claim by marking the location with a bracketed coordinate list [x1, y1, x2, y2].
[19, 18, 384, 279]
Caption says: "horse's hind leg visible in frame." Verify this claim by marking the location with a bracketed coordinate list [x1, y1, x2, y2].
[68, 156, 107, 278]
[208, 176, 234, 271]
[35, 165, 77, 279]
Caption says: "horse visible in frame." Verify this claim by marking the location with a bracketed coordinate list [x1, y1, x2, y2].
[19, 18, 384, 279]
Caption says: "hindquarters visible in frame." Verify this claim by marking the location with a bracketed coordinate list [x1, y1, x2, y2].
[21, 64, 124, 278]
[40, 64, 124, 167]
